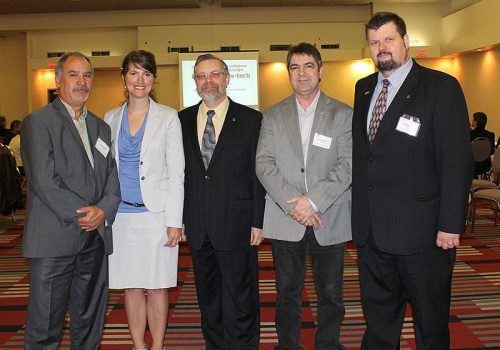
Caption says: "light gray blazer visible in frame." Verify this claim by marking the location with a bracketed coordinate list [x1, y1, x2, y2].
[21, 97, 121, 257]
[105, 98, 185, 228]
[256, 92, 352, 245]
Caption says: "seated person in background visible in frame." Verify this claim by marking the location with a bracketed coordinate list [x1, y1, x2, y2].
[0, 116, 9, 144]
[4, 120, 22, 145]
[9, 133, 23, 176]
[470, 112, 495, 178]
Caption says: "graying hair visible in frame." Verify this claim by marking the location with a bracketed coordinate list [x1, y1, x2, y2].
[55, 52, 94, 78]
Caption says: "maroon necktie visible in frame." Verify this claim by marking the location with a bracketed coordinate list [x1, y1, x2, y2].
[368, 79, 390, 144]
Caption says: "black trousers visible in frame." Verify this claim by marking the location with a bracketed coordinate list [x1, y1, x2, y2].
[24, 231, 108, 350]
[191, 235, 260, 350]
[357, 234, 456, 350]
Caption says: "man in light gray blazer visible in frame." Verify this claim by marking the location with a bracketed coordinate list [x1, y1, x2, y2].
[256, 43, 352, 350]
[21, 52, 121, 349]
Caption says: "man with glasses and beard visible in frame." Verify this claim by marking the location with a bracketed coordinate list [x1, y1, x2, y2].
[351, 12, 473, 349]
[179, 54, 265, 350]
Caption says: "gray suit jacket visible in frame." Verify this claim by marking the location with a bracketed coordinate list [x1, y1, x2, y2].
[21, 97, 121, 258]
[256, 91, 352, 245]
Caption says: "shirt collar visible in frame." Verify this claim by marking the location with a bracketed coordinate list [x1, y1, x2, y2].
[378, 57, 413, 88]
[200, 96, 230, 119]
[295, 89, 321, 112]
[60, 99, 88, 122]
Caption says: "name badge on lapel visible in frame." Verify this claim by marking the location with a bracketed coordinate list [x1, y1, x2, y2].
[312, 132, 332, 149]
[396, 114, 420, 137]
[95, 138, 110, 158]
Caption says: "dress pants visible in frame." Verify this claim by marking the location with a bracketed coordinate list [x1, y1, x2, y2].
[272, 227, 346, 350]
[191, 235, 260, 350]
[357, 233, 456, 350]
[24, 230, 108, 350]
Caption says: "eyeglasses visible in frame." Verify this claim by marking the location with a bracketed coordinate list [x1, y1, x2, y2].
[194, 71, 225, 81]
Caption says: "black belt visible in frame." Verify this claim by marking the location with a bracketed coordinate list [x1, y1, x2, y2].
[122, 200, 145, 207]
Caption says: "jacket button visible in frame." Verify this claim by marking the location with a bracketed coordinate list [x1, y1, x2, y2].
[205, 175, 209, 180]
[368, 185, 373, 190]
[367, 158, 373, 163]
[141, 176, 145, 180]
[301, 168, 304, 173]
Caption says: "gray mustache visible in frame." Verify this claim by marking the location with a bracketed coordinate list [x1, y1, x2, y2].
[72, 87, 89, 93]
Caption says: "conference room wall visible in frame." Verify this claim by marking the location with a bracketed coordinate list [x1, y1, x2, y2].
[454, 46, 500, 138]
[0, 36, 28, 122]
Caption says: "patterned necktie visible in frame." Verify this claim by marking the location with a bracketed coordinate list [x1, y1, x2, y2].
[201, 110, 216, 170]
[368, 79, 390, 144]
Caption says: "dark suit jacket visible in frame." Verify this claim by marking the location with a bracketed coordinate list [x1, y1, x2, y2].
[351, 61, 473, 255]
[21, 97, 121, 258]
[179, 99, 265, 251]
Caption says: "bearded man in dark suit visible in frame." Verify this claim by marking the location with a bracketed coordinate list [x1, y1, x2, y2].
[179, 54, 265, 350]
[351, 12, 473, 349]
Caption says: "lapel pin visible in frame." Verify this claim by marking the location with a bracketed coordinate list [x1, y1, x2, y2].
[407, 95, 411, 99]
[233, 118, 235, 122]
[365, 91, 370, 95]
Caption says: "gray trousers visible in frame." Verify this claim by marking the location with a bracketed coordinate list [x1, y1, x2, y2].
[24, 231, 108, 350]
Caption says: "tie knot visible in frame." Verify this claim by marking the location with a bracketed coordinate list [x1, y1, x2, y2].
[382, 79, 389, 89]
[207, 110, 215, 119]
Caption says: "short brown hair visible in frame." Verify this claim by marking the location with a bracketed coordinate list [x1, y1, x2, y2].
[365, 12, 407, 40]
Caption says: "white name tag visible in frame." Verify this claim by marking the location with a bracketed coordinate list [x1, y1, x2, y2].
[95, 137, 110, 158]
[396, 115, 420, 137]
[312, 132, 332, 149]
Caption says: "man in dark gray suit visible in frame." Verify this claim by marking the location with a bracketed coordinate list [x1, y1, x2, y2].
[21, 52, 121, 349]
[256, 43, 352, 350]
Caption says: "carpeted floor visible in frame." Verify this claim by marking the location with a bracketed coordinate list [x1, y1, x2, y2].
[1, 205, 499, 349]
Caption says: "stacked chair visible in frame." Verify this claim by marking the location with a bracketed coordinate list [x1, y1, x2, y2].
[470, 147, 500, 232]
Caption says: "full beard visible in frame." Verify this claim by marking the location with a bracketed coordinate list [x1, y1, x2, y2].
[197, 83, 226, 102]
[376, 57, 399, 72]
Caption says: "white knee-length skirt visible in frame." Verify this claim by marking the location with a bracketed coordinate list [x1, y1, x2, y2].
[108, 211, 178, 289]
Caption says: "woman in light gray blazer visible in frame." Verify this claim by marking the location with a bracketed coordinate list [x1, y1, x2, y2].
[104, 50, 184, 350]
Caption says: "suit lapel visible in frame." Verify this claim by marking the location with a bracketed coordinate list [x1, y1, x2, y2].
[359, 75, 378, 147]
[187, 103, 205, 170]
[53, 98, 94, 168]
[141, 99, 161, 157]
[370, 64, 420, 148]
[281, 96, 305, 166]
[85, 115, 99, 173]
[107, 104, 125, 169]
[306, 92, 330, 165]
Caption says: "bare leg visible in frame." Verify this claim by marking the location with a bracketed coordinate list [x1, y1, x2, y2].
[146, 288, 168, 350]
[124, 288, 147, 349]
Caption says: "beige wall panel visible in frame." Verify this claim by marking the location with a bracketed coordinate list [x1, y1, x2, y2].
[139, 25, 214, 57]
[155, 65, 182, 112]
[139, 21, 366, 59]
[442, 0, 500, 55]
[30, 28, 138, 59]
[31, 69, 56, 113]
[86, 69, 124, 118]
[259, 62, 294, 110]
[0, 37, 28, 122]
[0, 4, 369, 31]
[372, 2, 442, 47]
[453, 47, 500, 137]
